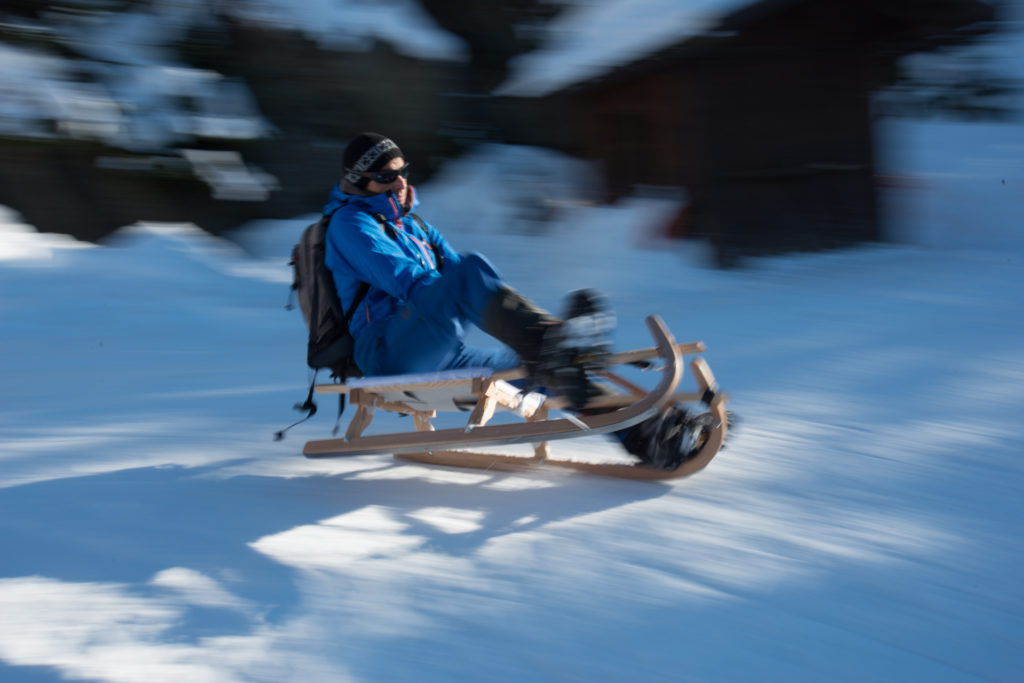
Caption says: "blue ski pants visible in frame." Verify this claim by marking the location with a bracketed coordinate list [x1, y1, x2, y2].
[353, 252, 521, 377]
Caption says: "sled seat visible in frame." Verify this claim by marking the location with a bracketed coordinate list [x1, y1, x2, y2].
[340, 367, 530, 414]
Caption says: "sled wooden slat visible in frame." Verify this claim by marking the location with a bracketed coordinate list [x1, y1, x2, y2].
[597, 370, 648, 398]
[593, 340, 705, 366]
[394, 451, 699, 481]
[311, 341, 708, 395]
[543, 391, 706, 412]
[317, 376, 481, 396]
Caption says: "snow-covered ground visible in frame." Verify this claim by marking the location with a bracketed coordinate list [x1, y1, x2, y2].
[1, 140, 1022, 681]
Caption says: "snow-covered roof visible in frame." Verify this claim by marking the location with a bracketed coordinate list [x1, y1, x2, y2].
[229, 0, 466, 62]
[496, 0, 752, 97]
[495, 0, 1013, 98]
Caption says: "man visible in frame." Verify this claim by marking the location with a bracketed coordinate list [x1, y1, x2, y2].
[322, 132, 711, 469]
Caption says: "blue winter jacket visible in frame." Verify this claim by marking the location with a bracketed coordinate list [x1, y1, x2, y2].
[322, 184, 461, 340]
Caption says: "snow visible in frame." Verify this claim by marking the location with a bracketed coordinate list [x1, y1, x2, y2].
[228, 0, 466, 60]
[497, 0, 752, 97]
[877, 118, 1024, 249]
[2, 142, 1023, 682]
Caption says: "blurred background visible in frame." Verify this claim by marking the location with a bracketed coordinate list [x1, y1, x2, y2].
[0, 0, 1020, 265]
[1, 7, 1023, 680]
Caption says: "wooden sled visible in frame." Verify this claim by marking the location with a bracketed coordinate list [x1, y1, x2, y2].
[303, 315, 728, 480]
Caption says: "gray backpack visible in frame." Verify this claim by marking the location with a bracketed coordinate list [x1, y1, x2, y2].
[279, 207, 390, 438]
[290, 208, 376, 375]
[280, 207, 440, 438]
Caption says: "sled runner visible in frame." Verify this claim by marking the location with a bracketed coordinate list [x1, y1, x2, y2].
[303, 316, 728, 480]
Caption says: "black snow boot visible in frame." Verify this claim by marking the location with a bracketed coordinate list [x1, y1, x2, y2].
[480, 286, 559, 366]
[480, 287, 615, 410]
[533, 289, 615, 410]
[621, 408, 714, 470]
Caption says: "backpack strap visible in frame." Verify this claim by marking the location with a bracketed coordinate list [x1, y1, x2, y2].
[369, 212, 398, 240]
[406, 212, 445, 273]
[274, 367, 322, 441]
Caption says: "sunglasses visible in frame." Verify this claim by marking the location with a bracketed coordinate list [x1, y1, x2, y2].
[363, 163, 410, 184]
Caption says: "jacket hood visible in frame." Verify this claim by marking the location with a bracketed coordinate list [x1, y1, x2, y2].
[323, 183, 420, 220]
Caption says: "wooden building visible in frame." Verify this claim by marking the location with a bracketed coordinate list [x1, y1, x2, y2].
[507, 0, 998, 263]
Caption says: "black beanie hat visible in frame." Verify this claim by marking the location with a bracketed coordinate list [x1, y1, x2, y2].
[343, 132, 403, 188]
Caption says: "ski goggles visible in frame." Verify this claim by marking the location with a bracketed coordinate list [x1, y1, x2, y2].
[362, 163, 410, 185]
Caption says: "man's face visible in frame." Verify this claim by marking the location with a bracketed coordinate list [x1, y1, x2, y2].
[366, 156, 410, 208]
